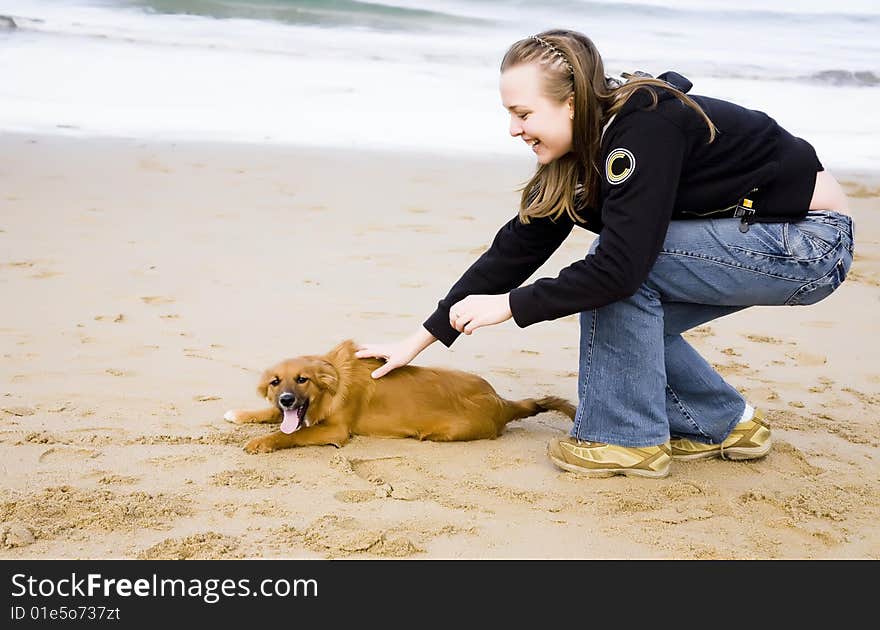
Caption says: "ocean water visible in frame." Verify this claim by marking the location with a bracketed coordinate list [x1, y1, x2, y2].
[1, 0, 878, 170]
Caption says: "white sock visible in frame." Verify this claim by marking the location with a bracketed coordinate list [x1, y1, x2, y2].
[739, 403, 755, 425]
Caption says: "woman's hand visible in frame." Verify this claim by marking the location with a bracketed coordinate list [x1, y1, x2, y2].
[355, 328, 437, 379]
[449, 294, 513, 335]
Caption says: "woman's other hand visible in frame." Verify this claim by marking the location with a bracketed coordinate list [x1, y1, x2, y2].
[449, 294, 513, 335]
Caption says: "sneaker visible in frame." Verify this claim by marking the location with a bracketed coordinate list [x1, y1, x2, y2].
[670, 409, 772, 461]
[547, 438, 672, 478]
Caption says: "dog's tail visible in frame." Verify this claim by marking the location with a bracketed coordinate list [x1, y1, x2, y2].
[502, 395, 576, 424]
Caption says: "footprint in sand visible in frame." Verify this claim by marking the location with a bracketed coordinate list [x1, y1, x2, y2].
[1, 260, 37, 269]
[553, 370, 578, 378]
[140, 296, 175, 305]
[94, 314, 125, 323]
[280, 514, 422, 557]
[2, 406, 36, 417]
[744, 334, 787, 344]
[38, 447, 101, 464]
[0, 260, 60, 278]
[687, 326, 715, 338]
[348, 456, 430, 501]
[711, 361, 752, 376]
[784, 350, 827, 366]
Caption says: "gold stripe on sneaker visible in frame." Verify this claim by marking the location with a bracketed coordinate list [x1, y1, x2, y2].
[634, 444, 672, 471]
[728, 415, 769, 448]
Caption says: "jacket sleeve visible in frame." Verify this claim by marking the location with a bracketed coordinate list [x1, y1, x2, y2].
[508, 110, 687, 328]
[423, 212, 574, 347]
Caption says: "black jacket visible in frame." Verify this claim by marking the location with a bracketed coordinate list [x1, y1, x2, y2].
[424, 72, 822, 347]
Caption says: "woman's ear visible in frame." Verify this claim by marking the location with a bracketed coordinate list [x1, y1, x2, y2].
[568, 94, 574, 119]
[315, 363, 338, 394]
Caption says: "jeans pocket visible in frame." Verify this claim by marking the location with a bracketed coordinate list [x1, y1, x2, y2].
[785, 251, 852, 305]
[787, 217, 844, 261]
[728, 222, 789, 259]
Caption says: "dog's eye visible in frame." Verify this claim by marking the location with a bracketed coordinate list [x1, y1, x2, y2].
[269, 377, 280, 387]
[295, 376, 308, 384]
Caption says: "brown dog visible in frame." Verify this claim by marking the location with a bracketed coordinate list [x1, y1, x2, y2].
[224, 339, 576, 453]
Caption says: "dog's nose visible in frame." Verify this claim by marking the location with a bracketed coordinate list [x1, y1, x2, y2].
[278, 392, 296, 408]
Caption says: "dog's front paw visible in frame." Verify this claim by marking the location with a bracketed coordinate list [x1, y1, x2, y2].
[225, 409, 251, 424]
[244, 435, 278, 454]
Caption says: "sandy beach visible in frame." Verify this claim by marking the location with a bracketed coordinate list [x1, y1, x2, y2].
[1, 132, 878, 559]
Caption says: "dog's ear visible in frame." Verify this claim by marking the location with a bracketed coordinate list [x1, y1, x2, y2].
[326, 339, 357, 363]
[314, 361, 339, 394]
[256, 369, 274, 400]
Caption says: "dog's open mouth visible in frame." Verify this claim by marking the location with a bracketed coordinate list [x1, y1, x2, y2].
[280, 399, 308, 434]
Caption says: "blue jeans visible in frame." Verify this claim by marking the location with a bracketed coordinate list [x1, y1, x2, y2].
[573, 211, 855, 447]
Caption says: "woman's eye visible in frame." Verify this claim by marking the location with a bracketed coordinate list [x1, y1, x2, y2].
[269, 377, 280, 387]
[295, 376, 308, 384]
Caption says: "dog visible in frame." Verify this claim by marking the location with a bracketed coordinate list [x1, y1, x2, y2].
[224, 339, 576, 453]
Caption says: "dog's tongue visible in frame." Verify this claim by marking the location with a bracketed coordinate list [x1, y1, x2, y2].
[280, 408, 301, 434]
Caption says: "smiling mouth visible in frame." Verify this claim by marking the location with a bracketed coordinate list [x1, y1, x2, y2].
[280, 399, 308, 434]
[526, 139, 540, 148]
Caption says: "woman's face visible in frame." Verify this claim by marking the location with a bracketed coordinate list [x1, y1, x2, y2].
[500, 63, 573, 164]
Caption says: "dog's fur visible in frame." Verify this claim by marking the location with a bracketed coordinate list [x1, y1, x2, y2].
[225, 339, 576, 453]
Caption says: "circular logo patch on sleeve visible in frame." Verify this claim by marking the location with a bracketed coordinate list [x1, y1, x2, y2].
[605, 148, 635, 185]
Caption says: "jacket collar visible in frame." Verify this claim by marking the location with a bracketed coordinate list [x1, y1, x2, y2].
[616, 70, 692, 117]
[601, 71, 693, 143]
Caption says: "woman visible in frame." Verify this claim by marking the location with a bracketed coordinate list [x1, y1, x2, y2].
[355, 29, 854, 478]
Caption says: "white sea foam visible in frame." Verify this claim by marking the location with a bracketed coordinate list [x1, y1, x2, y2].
[1, 0, 877, 170]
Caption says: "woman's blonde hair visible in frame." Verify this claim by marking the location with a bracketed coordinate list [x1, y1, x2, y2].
[501, 29, 717, 224]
